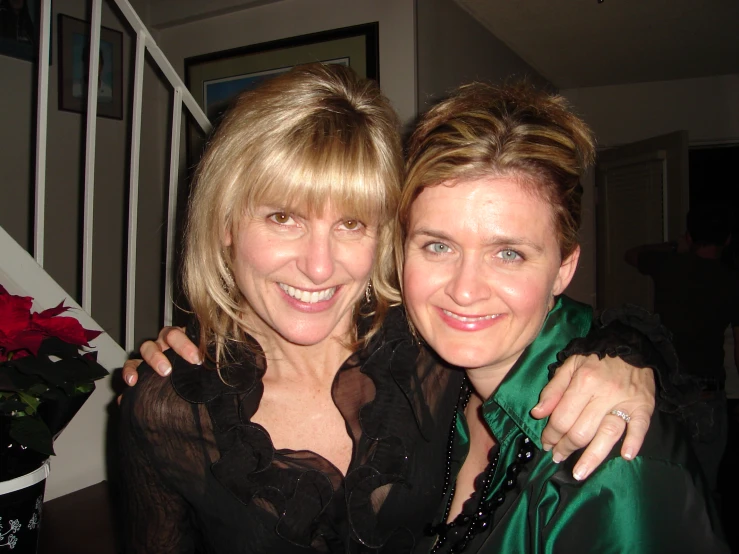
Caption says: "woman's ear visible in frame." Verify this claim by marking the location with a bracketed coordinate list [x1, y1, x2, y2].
[553, 245, 580, 295]
[223, 229, 233, 247]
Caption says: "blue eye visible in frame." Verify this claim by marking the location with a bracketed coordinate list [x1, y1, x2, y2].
[426, 242, 451, 254]
[498, 249, 521, 262]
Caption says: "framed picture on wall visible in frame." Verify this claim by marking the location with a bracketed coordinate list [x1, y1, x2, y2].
[57, 14, 123, 119]
[184, 22, 379, 166]
[0, 0, 41, 62]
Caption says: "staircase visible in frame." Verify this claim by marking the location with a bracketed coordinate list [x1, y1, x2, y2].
[1, 0, 211, 499]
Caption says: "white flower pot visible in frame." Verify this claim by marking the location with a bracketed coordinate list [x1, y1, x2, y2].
[0, 461, 49, 552]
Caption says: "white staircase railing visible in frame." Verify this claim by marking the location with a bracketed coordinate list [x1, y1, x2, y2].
[0, 0, 213, 499]
[33, 0, 212, 353]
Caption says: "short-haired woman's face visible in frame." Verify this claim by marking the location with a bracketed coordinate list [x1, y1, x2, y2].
[402, 177, 579, 373]
[225, 204, 377, 347]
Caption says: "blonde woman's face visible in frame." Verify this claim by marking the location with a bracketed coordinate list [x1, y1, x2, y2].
[402, 177, 578, 373]
[225, 203, 377, 349]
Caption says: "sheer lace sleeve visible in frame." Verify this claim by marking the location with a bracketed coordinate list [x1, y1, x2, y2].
[119, 355, 214, 553]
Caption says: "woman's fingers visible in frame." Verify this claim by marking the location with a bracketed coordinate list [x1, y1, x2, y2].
[534, 354, 656, 479]
[138, 326, 198, 377]
[619, 401, 652, 462]
[535, 354, 594, 450]
[157, 326, 200, 365]
[569, 401, 653, 481]
[122, 359, 143, 387]
[120, 326, 198, 389]
[140, 339, 174, 377]
[531, 358, 574, 423]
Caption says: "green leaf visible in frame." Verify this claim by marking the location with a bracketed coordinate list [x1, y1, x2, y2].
[17, 391, 40, 414]
[10, 417, 55, 456]
[75, 383, 95, 394]
[27, 383, 49, 396]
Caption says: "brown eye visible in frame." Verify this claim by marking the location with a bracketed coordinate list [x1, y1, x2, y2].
[270, 212, 292, 224]
[343, 219, 359, 230]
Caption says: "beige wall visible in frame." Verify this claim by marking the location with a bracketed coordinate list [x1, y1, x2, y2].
[561, 74, 739, 305]
[563, 74, 739, 147]
[0, 0, 169, 347]
[0, 0, 171, 499]
[159, 0, 416, 124]
[416, 0, 552, 110]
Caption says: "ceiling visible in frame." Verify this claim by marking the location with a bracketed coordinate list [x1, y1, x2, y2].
[454, 0, 739, 89]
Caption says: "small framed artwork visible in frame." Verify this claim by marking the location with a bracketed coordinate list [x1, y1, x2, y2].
[184, 22, 379, 165]
[57, 14, 123, 120]
[0, 0, 41, 62]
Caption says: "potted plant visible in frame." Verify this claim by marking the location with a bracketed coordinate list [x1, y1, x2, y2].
[0, 285, 108, 552]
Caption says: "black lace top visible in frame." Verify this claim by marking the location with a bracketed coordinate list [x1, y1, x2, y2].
[119, 307, 466, 553]
[119, 305, 681, 553]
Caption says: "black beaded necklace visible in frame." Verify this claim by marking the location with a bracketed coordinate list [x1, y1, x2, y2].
[426, 381, 537, 554]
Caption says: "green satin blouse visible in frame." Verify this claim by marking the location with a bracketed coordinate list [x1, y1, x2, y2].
[433, 295, 727, 554]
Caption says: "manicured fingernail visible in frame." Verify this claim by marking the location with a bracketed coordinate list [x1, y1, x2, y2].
[573, 465, 588, 481]
[542, 442, 552, 452]
[157, 362, 172, 376]
[125, 374, 134, 385]
[622, 450, 634, 461]
[190, 353, 202, 365]
[532, 402, 543, 412]
[552, 452, 564, 464]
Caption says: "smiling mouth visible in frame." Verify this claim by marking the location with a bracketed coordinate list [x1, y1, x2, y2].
[279, 283, 337, 304]
[441, 309, 501, 322]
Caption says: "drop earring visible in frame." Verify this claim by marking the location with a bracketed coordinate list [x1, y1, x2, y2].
[222, 249, 235, 292]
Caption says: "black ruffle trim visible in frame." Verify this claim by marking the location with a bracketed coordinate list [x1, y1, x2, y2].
[169, 307, 424, 552]
[550, 303, 697, 410]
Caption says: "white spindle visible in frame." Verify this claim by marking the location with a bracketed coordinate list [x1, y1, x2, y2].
[125, 30, 147, 352]
[112, 0, 212, 135]
[33, 0, 52, 266]
[81, 0, 103, 313]
[164, 89, 183, 327]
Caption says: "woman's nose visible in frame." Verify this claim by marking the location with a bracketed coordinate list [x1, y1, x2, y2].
[297, 231, 335, 284]
[444, 256, 491, 306]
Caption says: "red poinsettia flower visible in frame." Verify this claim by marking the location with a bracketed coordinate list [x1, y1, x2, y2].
[0, 286, 101, 361]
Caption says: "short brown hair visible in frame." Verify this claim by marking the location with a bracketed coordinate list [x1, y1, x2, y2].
[184, 63, 403, 358]
[396, 81, 595, 279]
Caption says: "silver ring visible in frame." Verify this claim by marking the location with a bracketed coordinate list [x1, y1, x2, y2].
[608, 409, 631, 424]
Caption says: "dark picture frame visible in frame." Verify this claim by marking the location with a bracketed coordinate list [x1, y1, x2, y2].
[0, 0, 41, 62]
[57, 14, 123, 120]
[184, 22, 379, 166]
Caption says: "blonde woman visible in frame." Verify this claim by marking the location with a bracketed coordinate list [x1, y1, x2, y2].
[120, 65, 662, 553]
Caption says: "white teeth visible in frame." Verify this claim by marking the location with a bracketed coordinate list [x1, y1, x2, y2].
[279, 283, 336, 303]
[442, 309, 499, 322]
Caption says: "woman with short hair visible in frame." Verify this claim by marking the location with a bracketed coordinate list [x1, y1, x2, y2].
[403, 82, 725, 553]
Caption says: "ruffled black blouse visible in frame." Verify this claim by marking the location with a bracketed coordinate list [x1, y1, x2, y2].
[119, 308, 466, 553]
[119, 305, 681, 553]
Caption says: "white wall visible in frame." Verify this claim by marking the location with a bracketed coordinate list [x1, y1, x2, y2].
[561, 74, 739, 305]
[159, 0, 416, 125]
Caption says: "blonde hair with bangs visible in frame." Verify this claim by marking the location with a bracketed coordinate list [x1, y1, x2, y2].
[396, 81, 596, 289]
[184, 63, 402, 360]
